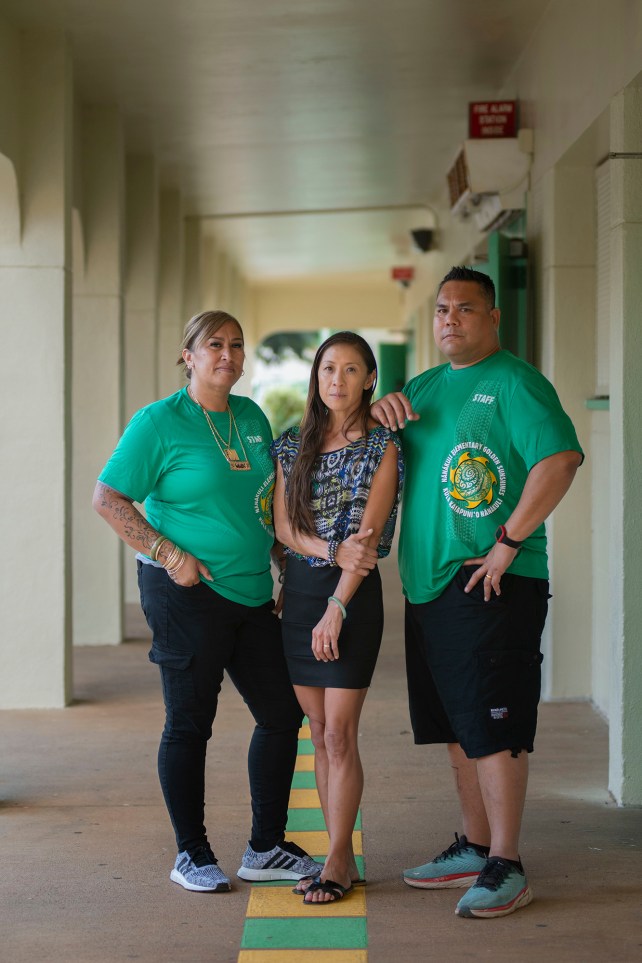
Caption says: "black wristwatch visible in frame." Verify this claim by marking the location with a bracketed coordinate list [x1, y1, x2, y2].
[495, 524, 523, 550]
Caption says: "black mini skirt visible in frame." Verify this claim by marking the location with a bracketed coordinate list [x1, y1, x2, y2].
[281, 556, 384, 689]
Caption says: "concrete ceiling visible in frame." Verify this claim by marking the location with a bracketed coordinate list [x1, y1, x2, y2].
[1, 0, 550, 279]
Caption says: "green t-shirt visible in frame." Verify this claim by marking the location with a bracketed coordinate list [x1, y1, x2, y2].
[98, 388, 276, 606]
[399, 350, 583, 604]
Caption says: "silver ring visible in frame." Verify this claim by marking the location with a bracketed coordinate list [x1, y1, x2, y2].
[323, 644, 330, 649]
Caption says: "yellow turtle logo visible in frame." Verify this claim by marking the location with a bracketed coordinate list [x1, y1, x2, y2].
[255, 476, 275, 531]
[449, 451, 497, 509]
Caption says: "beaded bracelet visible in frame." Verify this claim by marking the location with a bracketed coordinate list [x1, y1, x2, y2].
[327, 595, 347, 619]
[327, 538, 339, 567]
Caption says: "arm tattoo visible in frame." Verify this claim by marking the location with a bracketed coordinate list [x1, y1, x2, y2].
[95, 482, 159, 551]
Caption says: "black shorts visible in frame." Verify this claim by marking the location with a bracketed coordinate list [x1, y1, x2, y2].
[405, 565, 549, 759]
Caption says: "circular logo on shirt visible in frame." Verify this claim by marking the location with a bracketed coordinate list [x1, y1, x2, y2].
[441, 443, 506, 517]
[255, 473, 275, 532]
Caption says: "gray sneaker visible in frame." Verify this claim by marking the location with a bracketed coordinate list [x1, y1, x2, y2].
[170, 845, 231, 892]
[237, 840, 322, 881]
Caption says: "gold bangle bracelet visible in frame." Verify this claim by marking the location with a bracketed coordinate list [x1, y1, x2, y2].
[162, 544, 181, 569]
[150, 535, 167, 562]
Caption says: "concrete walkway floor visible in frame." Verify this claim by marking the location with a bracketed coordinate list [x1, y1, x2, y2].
[2, 556, 642, 962]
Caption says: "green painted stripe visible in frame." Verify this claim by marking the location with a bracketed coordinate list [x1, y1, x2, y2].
[287, 808, 362, 831]
[239, 724, 368, 955]
[241, 918, 367, 950]
[291, 771, 317, 789]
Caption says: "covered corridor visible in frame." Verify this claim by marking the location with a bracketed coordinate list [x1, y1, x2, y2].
[1, 0, 642, 957]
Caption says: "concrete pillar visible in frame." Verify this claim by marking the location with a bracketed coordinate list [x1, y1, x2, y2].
[216, 247, 231, 308]
[72, 106, 125, 646]
[533, 166, 594, 699]
[182, 217, 203, 320]
[158, 189, 184, 398]
[0, 32, 73, 706]
[608, 88, 642, 805]
[201, 233, 219, 308]
[123, 155, 159, 604]
[124, 155, 159, 423]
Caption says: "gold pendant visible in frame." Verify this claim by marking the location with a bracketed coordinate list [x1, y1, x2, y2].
[229, 459, 251, 471]
[224, 448, 239, 460]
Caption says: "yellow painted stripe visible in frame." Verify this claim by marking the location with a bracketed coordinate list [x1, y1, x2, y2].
[247, 886, 366, 918]
[239, 952, 367, 963]
[289, 787, 321, 808]
[286, 830, 362, 856]
[298, 724, 311, 740]
[294, 754, 315, 772]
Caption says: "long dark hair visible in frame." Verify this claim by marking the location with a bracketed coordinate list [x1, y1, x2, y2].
[286, 331, 377, 536]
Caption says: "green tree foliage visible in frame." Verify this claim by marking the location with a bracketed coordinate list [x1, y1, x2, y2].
[262, 385, 307, 437]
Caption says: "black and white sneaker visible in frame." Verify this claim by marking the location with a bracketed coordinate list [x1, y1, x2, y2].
[237, 840, 322, 881]
[170, 844, 232, 892]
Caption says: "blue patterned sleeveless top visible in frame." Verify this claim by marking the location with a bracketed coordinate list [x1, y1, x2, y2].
[271, 426, 404, 567]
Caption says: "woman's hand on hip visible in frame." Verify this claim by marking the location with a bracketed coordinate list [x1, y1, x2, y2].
[336, 531, 377, 575]
[311, 608, 342, 662]
[170, 553, 213, 587]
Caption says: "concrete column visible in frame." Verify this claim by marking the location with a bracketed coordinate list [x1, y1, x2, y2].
[158, 188, 184, 398]
[72, 106, 125, 646]
[216, 248, 231, 308]
[235, 275, 254, 398]
[533, 166, 594, 699]
[123, 155, 159, 604]
[608, 88, 642, 805]
[0, 32, 73, 706]
[201, 233, 218, 308]
[124, 155, 159, 423]
[182, 217, 203, 320]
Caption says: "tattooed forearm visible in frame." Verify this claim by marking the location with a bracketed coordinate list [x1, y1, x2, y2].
[93, 482, 159, 552]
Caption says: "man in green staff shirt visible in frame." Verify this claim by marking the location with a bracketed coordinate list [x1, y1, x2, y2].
[373, 266, 583, 919]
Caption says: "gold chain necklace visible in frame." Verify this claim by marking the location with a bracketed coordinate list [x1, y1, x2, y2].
[188, 386, 251, 471]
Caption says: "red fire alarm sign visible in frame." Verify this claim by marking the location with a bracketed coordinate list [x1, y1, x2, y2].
[469, 101, 517, 138]
[391, 266, 415, 282]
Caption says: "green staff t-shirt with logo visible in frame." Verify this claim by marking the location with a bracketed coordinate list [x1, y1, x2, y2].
[399, 350, 583, 604]
[98, 388, 276, 607]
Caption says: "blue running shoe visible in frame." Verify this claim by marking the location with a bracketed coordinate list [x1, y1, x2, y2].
[403, 833, 487, 889]
[455, 856, 532, 918]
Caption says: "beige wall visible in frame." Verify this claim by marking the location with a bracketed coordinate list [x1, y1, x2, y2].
[252, 276, 405, 341]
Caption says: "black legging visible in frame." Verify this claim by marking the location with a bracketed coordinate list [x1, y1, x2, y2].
[138, 561, 303, 853]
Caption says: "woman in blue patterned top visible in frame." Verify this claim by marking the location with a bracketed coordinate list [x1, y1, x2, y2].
[272, 331, 403, 904]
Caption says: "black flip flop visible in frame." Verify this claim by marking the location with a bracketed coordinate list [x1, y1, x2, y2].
[303, 878, 353, 904]
[292, 875, 366, 895]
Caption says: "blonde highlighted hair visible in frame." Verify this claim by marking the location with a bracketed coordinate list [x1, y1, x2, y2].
[176, 310, 244, 379]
